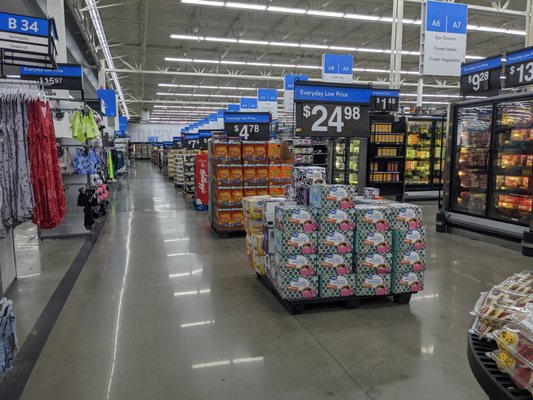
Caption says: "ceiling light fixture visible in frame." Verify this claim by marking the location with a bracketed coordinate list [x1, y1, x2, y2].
[205, 36, 237, 43]
[181, 0, 224, 6]
[267, 6, 306, 14]
[84, 0, 129, 118]
[307, 10, 344, 18]
[226, 1, 266, 10]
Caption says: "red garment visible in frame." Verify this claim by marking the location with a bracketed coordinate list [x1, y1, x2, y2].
[27, 99, 66, 229]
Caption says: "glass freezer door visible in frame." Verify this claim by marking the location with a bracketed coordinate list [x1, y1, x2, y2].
[332, 139, 346, 184]
[405, 120, 432, 187]
[451, 105, 493, 216]
[433, 120, 445, 188]
[489, 99, 533, 225]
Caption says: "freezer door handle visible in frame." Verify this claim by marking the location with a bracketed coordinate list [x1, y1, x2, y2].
[484, 150, 490, 173]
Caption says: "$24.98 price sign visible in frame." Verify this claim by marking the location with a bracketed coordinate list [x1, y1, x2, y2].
[296, 103, 369, 137]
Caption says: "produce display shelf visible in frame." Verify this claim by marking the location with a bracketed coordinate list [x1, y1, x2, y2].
[467, 332, 530, 400]
[257, 274, 413, 315]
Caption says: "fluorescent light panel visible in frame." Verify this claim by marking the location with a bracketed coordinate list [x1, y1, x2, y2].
[169, 33, 483, 59]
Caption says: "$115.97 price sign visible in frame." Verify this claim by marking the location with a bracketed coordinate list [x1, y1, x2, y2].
[296, 103, 369, 138]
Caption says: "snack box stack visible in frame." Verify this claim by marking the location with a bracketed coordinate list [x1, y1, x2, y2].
[309, 184, 359, 209]
[271, 205, 319, 299]
[211, 140, 244, 232]
[352, 205, 394, 297]
[183, 154, 197, 195]
[242, 195, 272, 275]
[390, 203, 426, 295]
[290, 166, 327, 205]
[310, 198, 355, 297]
[261, 198, 297, 256]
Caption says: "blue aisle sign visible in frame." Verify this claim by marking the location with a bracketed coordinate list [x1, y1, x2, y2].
[0, 13, 49, 37]
[461, 57, 502, 75]
[294, 83, 371, 103]
[209, 113, 217, 122]
[421, 1, 468, 76]
[217, 109, 225, 118]
[258, 88, 278, 101]
[322, 54, 353, 83]
[118, 116, 128, 133]
[228, 104, 240, 112]
[240, 97, 257, 109]
[97, 89, 117, 117]
[284, 74, 308, 112]
[426, 1, 468, 34]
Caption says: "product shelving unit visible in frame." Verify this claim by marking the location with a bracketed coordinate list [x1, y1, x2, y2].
[441, 92, 533, 242]
[404, 115, 446, 200]
[174, 151, 185, 187]
[132, 143, 152, 159]
[366, 115, 407, 201]
[183, 153, 196, 198]
[292, 137, 328, 167]
[467, 332, 530, 400]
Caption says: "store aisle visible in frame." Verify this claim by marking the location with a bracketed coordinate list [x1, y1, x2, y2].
[16, 162, 525, 400]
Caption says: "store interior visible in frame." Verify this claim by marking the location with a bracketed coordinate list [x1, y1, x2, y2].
[1, 1, 533, 400]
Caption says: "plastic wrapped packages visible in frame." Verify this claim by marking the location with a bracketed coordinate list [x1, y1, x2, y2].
[498, 271, 533, 296]
[469, 287, 533, 337]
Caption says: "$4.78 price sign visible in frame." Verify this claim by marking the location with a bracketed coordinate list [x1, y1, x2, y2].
[505, 61, 533, 88]
[296, 103, 369, 137]
[226, 123, 270, 141]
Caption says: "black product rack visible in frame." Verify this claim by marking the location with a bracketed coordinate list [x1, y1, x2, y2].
[367, 115, 407, 201]
[467, 332, 531, 400]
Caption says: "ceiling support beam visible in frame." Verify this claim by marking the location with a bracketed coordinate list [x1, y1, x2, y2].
[527, 0, 533, 46]
[389, 0, 404, 89]
[139, 0, 149, 107]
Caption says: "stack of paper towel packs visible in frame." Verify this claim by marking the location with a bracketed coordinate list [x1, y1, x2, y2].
[263, 184, 426, 300]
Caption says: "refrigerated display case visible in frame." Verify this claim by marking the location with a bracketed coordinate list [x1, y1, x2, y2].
[404, 116, 446, 199]
[293, 137, 328, 167]
[327, 138, 366, 188]
[442, 92, 533, 243]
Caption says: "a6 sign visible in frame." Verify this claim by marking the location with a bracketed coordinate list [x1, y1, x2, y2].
[296, 103, 369, 137]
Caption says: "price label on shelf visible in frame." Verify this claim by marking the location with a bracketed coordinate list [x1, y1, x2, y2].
[224, 112, 270, 141]
[20, 64, 83, 91]
[296, 103, 369, 137]
[370, 90, 400, 112]
[184, 137, 208, 150]
[460, 56, 501, 96]
[505, 47, 533, 88]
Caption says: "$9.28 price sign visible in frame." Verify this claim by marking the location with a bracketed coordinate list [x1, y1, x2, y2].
[296, 103, 369, 137]
[225, 123, 270, 141]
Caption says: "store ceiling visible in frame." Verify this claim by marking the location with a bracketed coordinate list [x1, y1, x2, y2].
[94, 0, 528, 121]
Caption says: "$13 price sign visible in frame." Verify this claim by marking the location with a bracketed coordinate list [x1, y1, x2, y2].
[296, 103, 369, 137]
[506, 62, 533, 88]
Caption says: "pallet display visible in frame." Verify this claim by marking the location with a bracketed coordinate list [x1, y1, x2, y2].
[167, 149, 178, 180]
[243, 184, 426, 314]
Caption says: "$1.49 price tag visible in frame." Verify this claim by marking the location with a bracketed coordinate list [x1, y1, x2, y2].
[296, 103, 369, 137]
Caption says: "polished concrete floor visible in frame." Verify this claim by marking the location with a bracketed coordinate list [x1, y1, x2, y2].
[6, 161, 528, 399]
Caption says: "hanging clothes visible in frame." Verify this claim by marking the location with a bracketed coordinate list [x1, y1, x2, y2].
[0, 92, 35, 238]
[58, 147, 73, 174]
[0, 298, 17, 374]
[70, 108, 99, 143]
[27, 99, 67, 230]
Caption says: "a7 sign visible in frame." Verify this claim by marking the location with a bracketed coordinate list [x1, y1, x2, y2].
[225, 122, 270, 141]
[296, 103, 369, 137]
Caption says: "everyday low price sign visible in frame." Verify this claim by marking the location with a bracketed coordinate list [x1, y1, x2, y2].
[505, 47, 533, 88]
[20, 63, 83, 90]
[460, 56, 501, 96]
[224, 112, 270, 141]
[294, 82, 371, 138]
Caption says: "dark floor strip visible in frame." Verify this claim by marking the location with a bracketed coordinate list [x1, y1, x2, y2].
[0, 215, 108, 399]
